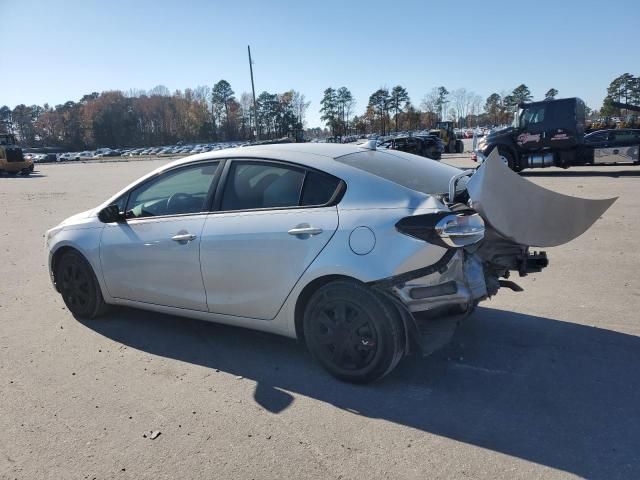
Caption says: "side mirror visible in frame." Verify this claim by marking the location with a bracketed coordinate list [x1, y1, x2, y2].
[98, 204, 125, 223]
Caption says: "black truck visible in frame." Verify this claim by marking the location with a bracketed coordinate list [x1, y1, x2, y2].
[473, 97, 640, 171]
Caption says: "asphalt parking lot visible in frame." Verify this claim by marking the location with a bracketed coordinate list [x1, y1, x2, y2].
[1, 153, 639, 479]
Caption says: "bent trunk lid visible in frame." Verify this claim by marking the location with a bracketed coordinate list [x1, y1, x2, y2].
[465, 149, 616, 247]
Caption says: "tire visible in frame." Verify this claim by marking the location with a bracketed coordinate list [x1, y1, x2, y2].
[497, 147, 521, 172]
[56, 250, 108, 319]
[424, 147, 441, 161]
[303, 280, 405, 383]
[455, 140, 464, 154]
[21, 168, 30, 176]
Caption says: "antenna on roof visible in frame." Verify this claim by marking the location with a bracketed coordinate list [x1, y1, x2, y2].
[358, 140, 377, 151]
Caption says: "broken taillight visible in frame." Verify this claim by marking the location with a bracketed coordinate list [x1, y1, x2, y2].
[396, 212, 485, 248]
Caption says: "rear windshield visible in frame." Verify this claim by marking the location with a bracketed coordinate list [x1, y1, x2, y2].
[336, 150, 463, 195]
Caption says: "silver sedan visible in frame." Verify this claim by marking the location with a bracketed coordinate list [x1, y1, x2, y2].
[45, 144, 614, 382]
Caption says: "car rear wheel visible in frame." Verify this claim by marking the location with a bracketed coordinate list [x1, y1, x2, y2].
[303, 280, 405, 383]
[455, 139, 464, 154]
[56, 251, 108, 319]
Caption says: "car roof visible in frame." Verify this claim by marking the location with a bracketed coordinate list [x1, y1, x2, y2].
[100, 143, 465, 210]
[164, 143, 369, 168]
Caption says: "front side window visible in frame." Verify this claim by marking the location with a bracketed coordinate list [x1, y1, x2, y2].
[126, 162, 219, 219]
[520, 106, 545, 127]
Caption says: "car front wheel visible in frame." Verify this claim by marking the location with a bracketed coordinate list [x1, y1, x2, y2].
[498, 147, 521, 172]
[303, 280, 405, 383]
[56, 250, 108, 319]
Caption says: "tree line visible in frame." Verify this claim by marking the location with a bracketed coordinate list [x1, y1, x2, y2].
[2, 74, 635, 147]
[0, 81, 309, 149]
[318, 83, 557, 137]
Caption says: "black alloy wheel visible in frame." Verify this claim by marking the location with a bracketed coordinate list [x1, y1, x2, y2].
[56, 251, 107, 319]
[311, 300, 379, 371]
[303, 280, 405, 383]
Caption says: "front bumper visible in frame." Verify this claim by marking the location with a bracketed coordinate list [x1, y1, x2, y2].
[472, 149, 486, 164]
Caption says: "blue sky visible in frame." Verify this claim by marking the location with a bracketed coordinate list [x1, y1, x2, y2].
[2, 0, 638, 127]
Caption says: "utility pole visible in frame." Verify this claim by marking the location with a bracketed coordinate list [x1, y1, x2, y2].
[248, 45, 259, 140]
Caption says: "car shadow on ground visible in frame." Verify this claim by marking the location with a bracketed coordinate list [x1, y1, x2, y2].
[81, 306, 640, 479]
[0, 173, 46, 178]
[521, 169, 640, 178]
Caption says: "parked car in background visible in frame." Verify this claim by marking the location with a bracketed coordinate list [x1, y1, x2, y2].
[77, 151, 94, 160]
[378, 135, 444, 160]
[31, 153, 57, 163]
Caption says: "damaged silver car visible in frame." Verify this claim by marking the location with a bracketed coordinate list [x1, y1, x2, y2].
[45, 144, 616, 382]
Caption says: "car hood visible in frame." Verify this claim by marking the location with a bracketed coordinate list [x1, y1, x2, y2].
[58, 208, 98, 227]
[466, 149, 617, 247]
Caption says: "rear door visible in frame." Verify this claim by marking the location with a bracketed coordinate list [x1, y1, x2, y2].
[200, 160, 341, 320]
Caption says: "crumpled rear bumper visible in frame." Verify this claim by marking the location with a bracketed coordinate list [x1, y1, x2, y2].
[387, 250, 485, 314]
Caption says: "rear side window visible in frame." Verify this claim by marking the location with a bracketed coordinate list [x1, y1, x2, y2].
[220, 161, 342, 211]
[301, 171, 340, 206]
[221, 162, 305, 211]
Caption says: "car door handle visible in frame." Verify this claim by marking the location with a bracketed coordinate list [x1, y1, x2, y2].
[171, 233, 197, 242]
[288, 225, 323, 236]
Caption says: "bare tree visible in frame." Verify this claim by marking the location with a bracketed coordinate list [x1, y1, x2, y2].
[420, 88, 436, 113]
[149, 85, 171, 97]
[193, 86, 211, 106]
[291, 90, 310, 127]
[470, 94, 483, 126]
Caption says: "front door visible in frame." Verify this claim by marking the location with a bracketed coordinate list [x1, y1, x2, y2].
[516, 104, 547, 152]
[100, 161, 221, 311]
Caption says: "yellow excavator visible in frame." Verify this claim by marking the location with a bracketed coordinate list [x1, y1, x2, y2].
[0, 133, 33, 176]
